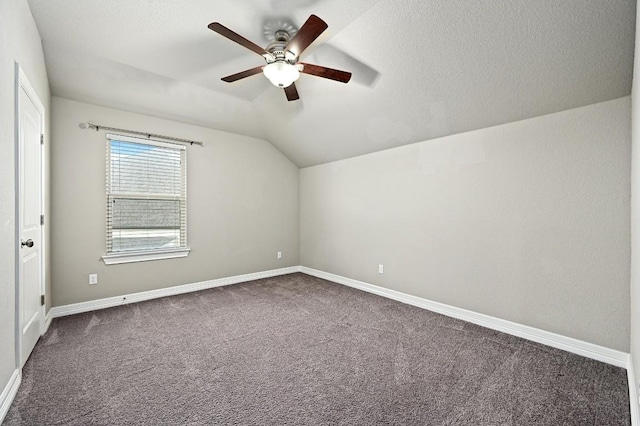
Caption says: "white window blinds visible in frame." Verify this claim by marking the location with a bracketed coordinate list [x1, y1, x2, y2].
[106, 134, 187, 254]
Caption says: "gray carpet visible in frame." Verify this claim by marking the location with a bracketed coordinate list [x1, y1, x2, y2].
[3, 273, 630, 425]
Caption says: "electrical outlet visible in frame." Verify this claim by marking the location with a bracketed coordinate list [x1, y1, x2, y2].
[277, 251, 282, 259]
[378, 264, 384, 274]
[89, 273, 98, 285]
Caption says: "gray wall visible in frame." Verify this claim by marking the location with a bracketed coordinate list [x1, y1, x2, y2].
[630, 0, 640, 412]
[0, 0, 50, 399]
[301, 97, 631, 352]
[51, 97, 298, 306]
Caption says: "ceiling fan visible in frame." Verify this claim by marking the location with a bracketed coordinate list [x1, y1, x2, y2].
[208, 15, 352, 101]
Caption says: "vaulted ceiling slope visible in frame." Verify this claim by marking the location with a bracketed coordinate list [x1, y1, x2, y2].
[28, 0, 635, 167]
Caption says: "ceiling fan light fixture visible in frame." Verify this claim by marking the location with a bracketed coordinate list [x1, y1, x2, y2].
[263, 61, 300, 88]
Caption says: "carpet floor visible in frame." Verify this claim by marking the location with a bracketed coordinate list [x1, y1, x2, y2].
[3, 273, 630, 425]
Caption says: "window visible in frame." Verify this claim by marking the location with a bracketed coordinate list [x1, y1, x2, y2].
[102, 133, 189, 265]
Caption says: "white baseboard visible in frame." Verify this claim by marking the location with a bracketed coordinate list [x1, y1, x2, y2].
[50, 266, 301, 319]
[300, 266, 629, 368]
[629, 355, 639, 425]
[51, 264, 629, 368]
[0, 369, 21, 424]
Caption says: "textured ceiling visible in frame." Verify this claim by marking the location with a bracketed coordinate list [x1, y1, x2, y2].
[28, 0, 636, 167]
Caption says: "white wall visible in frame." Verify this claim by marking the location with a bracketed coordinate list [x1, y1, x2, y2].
[0, 0, 50, 403]
[51, 97, 299, 306]
[301, 97, 631, 352]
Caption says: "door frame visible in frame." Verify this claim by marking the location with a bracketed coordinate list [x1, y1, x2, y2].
[14, 62, 46, 369]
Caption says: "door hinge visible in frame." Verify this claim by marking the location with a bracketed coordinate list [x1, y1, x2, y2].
[40, 214, 44, 226]
[40, 134, 44, 145]
[40, 295, 45, 306]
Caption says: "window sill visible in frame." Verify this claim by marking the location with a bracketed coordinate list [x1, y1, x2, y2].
[102, 248, 191, 265]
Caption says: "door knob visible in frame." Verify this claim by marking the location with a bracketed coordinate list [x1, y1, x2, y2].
[21, 239, 34, 248]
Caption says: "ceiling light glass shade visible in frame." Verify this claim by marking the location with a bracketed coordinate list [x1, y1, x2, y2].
[263, 62, 300, 88]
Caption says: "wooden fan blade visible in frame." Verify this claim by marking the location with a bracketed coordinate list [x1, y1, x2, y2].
[285, 15, 328, 59]
[284, 83, 300, 101]
[221, 66, 264, 83]
[208, 22, 274, 60]
[299, 62, 352, 83]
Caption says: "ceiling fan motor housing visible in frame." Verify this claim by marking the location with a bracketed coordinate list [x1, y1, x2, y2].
[266, 29, 297, 64]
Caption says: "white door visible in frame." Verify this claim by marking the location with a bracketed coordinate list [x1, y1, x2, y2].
[18, 68, 44, 367]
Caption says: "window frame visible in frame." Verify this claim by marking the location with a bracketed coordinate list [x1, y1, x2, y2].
[101, 133, 190, 265]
